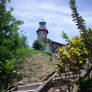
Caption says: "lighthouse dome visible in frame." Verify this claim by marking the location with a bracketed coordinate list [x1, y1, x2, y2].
[39, 19, 46, 29]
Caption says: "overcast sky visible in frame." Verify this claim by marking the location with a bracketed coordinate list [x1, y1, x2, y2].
[9, 0, 92, 47]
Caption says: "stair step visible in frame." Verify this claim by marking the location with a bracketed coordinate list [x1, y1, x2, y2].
[13, 89, 36, 92]
[15, 82, 43, 91]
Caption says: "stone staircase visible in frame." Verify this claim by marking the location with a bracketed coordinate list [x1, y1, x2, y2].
[12, 80, 53, 92]
[9, 72, 56, 92]
[8, 71, 78, 92]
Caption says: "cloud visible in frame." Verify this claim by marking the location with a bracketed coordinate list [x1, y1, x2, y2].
[9, 0, 92, 47]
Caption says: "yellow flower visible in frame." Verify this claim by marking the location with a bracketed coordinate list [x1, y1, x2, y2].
[79, 60, 83, 64]
[58, 47, 63, 52]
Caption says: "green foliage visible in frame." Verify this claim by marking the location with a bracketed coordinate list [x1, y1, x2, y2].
[0, 1, 27, 62]
[0, 59, 15, 74]
[70, 0, 75, 5]
[77, 79, 92, 92]
[0, 59, 21, 91]
[0, 1, 28, 91]
[15, 48, 53, 69]
[69, 0, 92, 53]
[57, 36, 88, 75]
[62, 31, 70, 42]
[69, 0, 87, 32]
[17, 35, 28, 48]
[41, 50, 52, 56]
[0, 0, 11, 4]
[84, 29, 92, 51]
[69, 0, 92, 72]
[41, 37, 50, 44]
[15, 47, 39, 69]
[58, 0, 92, 74]
[33, 38, 50, 51]
[33, 40, 44, 50]
[57, 0, 92, 91]
[57, 0, 92, 79]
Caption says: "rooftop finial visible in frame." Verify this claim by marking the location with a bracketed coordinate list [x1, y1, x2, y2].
[41, 18, 44, 22]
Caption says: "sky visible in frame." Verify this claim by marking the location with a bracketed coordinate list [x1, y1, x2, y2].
[8, 0, 92, 47]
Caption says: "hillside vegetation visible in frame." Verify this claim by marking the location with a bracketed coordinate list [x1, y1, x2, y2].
[18, 52, 57, 84]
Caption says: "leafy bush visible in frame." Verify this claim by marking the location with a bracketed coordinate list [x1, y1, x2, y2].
[33, 40, 44, 50]
[0, 1, 27, 62]
[0, 59, 22, 91]
[41, 50, 52, 56]
[0, 1, 28, 91]
[57, 36, 88, 75]
[57, 0, 92, 78]
[77, 79, 92, 92]
[57, 0, 92, 91]
[15, 47, 39, 69]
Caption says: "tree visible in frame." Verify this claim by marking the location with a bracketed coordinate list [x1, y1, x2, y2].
[33, 40, 44, 50]
[0, 0, 10, 4]
[57, 0, 92, 79]
[69, 0, 92, 78]
[0, 0, 27, 62]
[69, 0, 87, 32]
[0, 1, 27, 91]
[57, 0, 92, 91]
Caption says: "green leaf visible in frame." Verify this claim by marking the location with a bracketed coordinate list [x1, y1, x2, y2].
[57, 61, 63, 67]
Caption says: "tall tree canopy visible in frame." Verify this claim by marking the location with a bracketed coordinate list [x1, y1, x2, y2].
[0, 0, 28, 91]
[0, 0, 28, 62]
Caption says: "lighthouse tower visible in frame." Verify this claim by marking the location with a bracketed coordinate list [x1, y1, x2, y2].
[36, 20, 48, 40]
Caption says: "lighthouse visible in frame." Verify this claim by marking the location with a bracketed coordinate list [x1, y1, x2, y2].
[36, 20, 64, 52]
[36, 20, 48, 40]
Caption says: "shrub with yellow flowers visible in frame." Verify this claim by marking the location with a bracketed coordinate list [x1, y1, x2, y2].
[57, 35, 88, 78]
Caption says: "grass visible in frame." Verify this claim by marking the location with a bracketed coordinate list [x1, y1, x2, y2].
[17, 52, 57, 84]
[41, 50, 52, 56]
[15, 47, 39, 69]
[15, 47, 53, 69]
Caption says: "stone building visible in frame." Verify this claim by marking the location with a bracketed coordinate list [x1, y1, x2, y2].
[36, 20, 64, 53]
